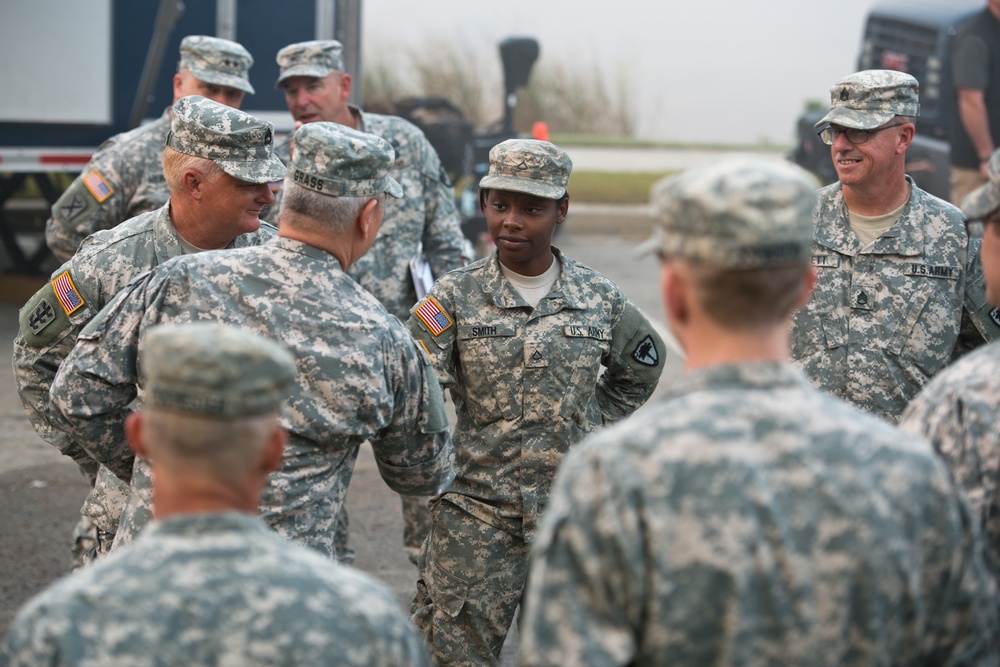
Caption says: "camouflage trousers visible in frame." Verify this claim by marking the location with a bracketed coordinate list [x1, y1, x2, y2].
[411, 498, 529, 666]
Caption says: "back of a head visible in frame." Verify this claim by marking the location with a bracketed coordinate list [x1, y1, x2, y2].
[644, 159, 818, 328]
[178, 35, 256, 95]
[280, 121, 402, 229]
[139, 322, 295, 481]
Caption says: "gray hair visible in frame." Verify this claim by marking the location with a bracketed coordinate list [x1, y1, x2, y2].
[279, 178, 384, 233]
[162, 146, 224, 191]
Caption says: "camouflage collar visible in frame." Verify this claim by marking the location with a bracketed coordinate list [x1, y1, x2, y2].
[815, 177, 924, 257]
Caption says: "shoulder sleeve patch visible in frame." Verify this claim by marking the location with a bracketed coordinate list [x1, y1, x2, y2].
[413, 296, 454, 336]
[51, 271, 86, 315]
[631, 334, 660, 367]
[82, 169, 114, 203]
[19, 283, 74, 348]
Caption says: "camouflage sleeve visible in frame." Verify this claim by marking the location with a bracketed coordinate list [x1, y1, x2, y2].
[406, 289, 459, 388]
[368, 323, 455, 497]
[599, 300, 666, 423]
[0, 596, 62, 666]
[959, 236, 999, 352]
[417, 135, 470, 277]
[45, 141, 142, 262]
[48, 273, 157, 481]
[13, 266, 105, 472]
[520, 444, 644, 666]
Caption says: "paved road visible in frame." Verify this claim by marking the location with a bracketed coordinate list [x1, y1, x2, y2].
[564, 145, 787, 172]
[0, 229, 681, 660]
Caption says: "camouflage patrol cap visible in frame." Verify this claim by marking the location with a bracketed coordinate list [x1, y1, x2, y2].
[479, 139, 572, 199]
[275, 40, 345, 88]
[166, 95, 286, 184]
[815, 69, 920, 130]
[288, 122, 403, 198]
[178, 35, 255, 95]
[639, 158, 817, 269]
[140, 322, 296, 418]
[961, 148, 1000, 219]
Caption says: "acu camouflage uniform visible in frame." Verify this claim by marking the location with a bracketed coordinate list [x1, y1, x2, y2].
[49, 123, 454, 559]
[0, 513, 433, 667]
[407, 139, 665, 666]
[271, 39, 469, 560]
[790, 178, 998, 422]
[790, 70, 999, 422]
[520, 363, 999, 666]
[520, 159, 999, 666]
[44, 35, 256, 262]
[14, 94, 282, 562]
[899, 341, 1000, 580]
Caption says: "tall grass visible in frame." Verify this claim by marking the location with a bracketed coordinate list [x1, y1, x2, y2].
[363, 41, 637, 138]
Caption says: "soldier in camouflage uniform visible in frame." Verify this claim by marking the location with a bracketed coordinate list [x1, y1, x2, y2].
[407, 139, 665, 666]
[518, 159, 1000, 666]
[48, 122, 455, 560]
[790, 69, 1000, 423]
[273, 39, 470, 564]
[13, 95, 283, 565]
[2, 323, 433, 667]
[45, 35, 256, 262]
[899, 146, 1000, 579]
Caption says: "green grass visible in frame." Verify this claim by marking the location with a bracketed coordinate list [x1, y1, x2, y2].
[552, 133, 792, 152]
[568, 170, 676, 205]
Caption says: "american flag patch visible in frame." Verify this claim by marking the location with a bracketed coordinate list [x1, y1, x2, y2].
[414, 296, 453, 336]
[52, 271, 85, 315]
[82, 169, 113, 203]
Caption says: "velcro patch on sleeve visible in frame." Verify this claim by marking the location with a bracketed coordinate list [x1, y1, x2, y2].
[414, 296, 454, 336]
[51, 271, 86, 315]
[19, 284, 73, 348]
[631, 334, 659, 367]
[82, 169, 114, 203]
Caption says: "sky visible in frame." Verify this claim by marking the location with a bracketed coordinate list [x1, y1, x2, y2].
[361, 0, 880, 145]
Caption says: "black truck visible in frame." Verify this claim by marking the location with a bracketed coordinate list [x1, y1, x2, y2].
[791, 0, 981, 200]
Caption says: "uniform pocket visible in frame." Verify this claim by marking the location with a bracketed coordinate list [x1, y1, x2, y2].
[430, 560, 470, 619]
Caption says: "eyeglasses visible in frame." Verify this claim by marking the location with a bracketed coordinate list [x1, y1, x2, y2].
[817, 123, 907, 146]
[964, 214, 1000, 239]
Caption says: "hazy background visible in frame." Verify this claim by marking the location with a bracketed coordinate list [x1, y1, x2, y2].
[363, 0, 877, 145]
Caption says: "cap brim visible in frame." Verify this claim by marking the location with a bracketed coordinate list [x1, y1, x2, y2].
[275, 66, 333, 89]
[635, 231, 661, 258]
[814, 107, 894, 130]
[216, 154, 288, 184]
[962, 181, 1000, 220]
[189, 67, 254, 95]
[385, 176, 403, 199]
[478, 174, 565, 199]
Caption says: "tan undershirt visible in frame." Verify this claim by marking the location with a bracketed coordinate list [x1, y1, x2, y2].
[849, 198, 907, 251]
[499, 254, 560, 308]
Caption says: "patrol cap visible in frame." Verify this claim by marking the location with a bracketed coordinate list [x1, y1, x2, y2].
[962, 148, 1000, 220]
[178, 35, 255, 95]
[166, 95, 286, 184]
[815, 69, 920, 130]
[275, 40, 344, 88]
[479, 139, 572, 199]
[288, 122, 403, 198]
[639, 158, 817, 269]
[140, 322, 296, 418]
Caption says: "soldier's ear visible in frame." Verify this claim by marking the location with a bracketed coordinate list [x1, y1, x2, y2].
[181, 169, 206, 200]
[357, 196, 383, 242]
[125, 412, 148, 458]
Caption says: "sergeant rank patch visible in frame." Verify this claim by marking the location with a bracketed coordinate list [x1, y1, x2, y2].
[414, 296, 453, 335]
[632, 334, 659, 367]
[51, 271, 85, 315]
